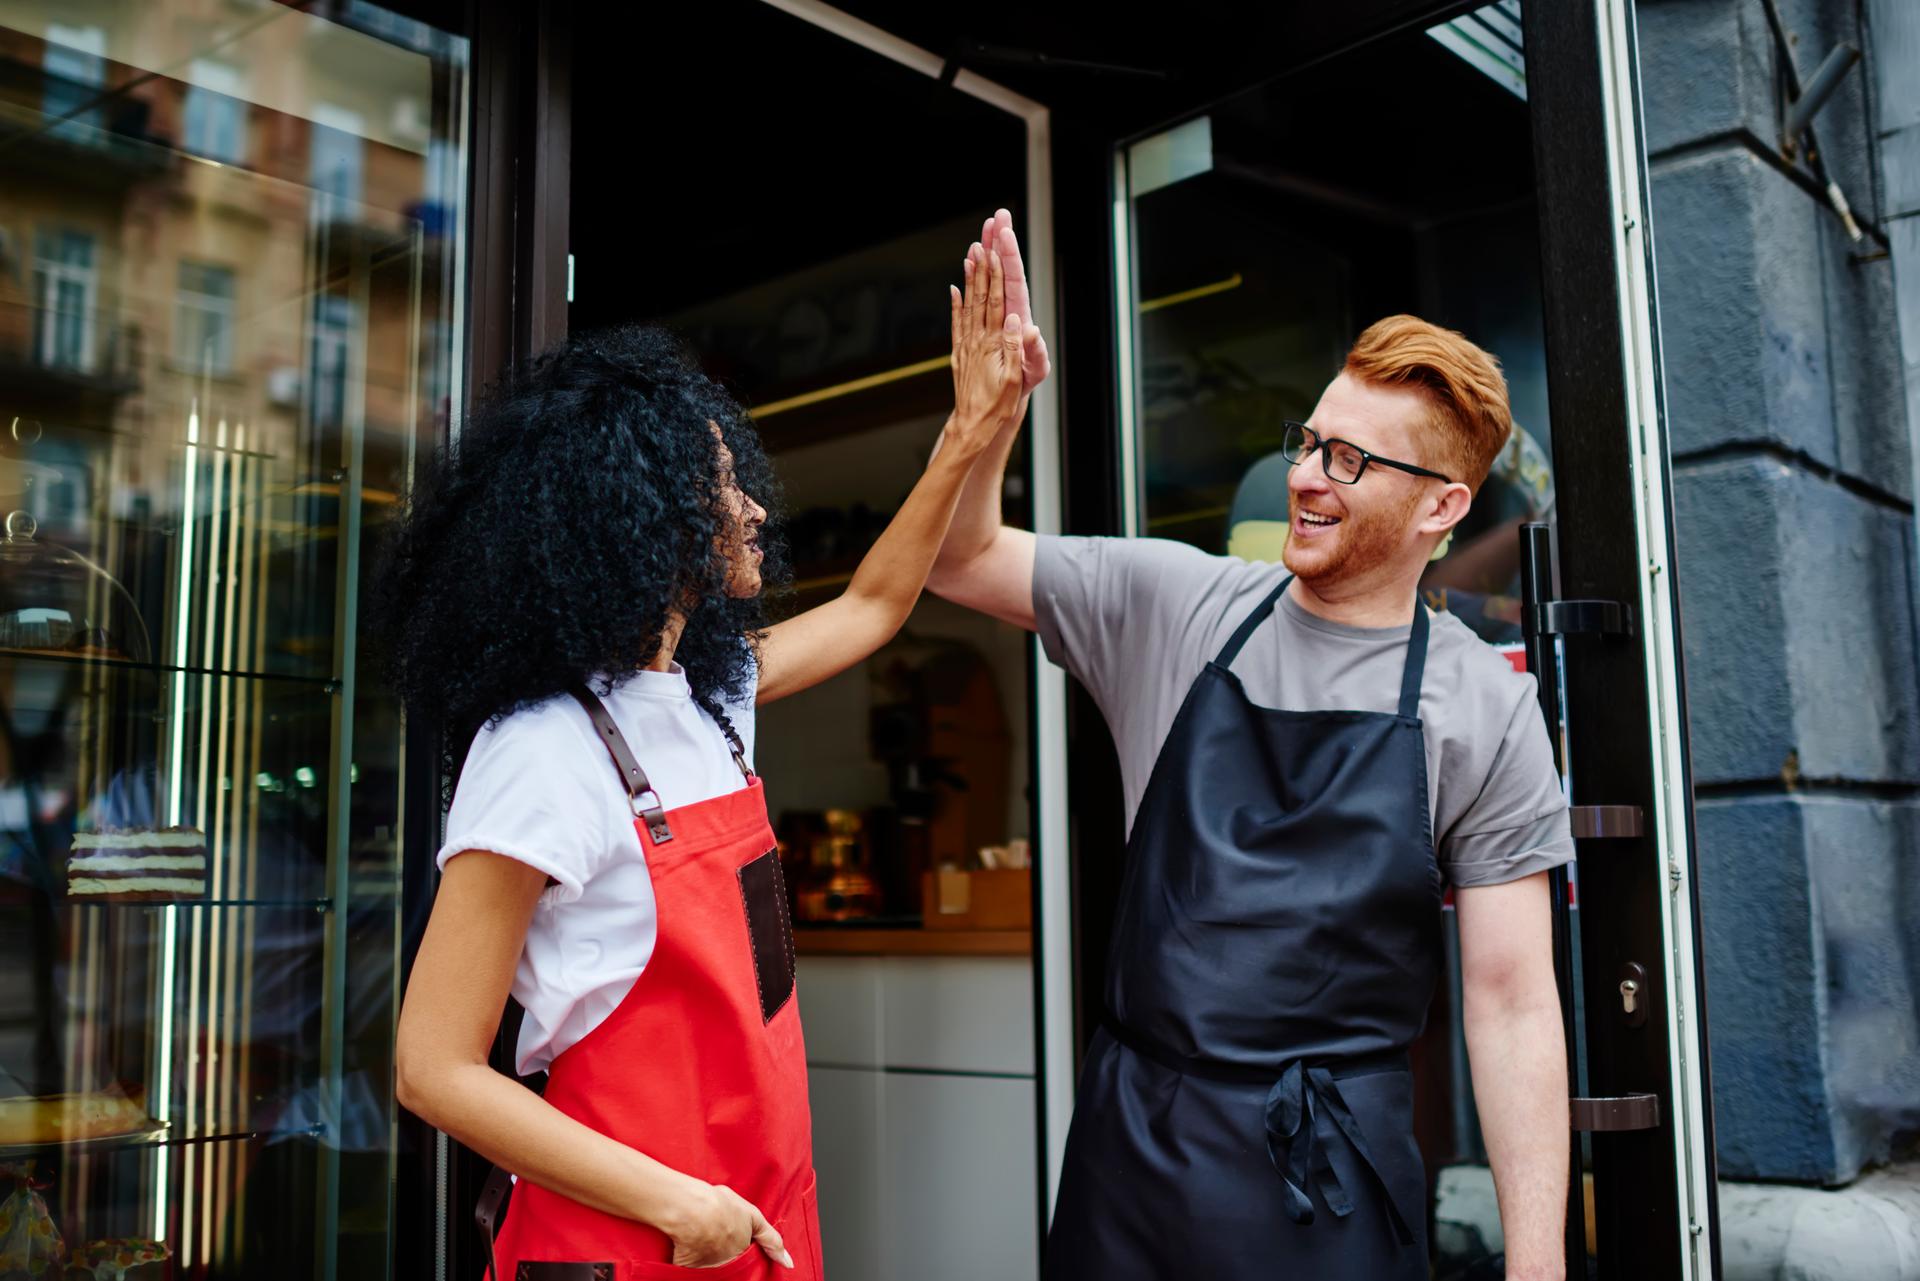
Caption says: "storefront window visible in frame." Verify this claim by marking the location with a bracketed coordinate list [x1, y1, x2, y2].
[0, 3, 468, 1276]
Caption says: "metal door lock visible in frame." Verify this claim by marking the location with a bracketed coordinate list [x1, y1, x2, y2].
[1617, 961, 1649, 1028]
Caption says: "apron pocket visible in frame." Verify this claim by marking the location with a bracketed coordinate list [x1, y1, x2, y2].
[795, 1171, 823, 1277]
[624, 1245, 770, 1279]
[737, 848, 796, 1023]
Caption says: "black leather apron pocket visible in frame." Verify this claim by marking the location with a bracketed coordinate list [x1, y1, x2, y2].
[737, 848, 796, 1022]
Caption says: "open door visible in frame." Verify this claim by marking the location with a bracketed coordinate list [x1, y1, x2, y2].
[1104, 2, 1718, 1277]
[1525, 1, 1720, 1275]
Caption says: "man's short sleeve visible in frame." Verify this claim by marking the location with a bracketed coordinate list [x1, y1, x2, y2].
[1442, 686, 1575, 888]
[1032, 535, 1133, 704]
[1033, 535, 1240, 719]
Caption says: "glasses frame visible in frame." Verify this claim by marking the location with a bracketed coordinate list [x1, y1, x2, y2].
[1281, 420, 1454, 486]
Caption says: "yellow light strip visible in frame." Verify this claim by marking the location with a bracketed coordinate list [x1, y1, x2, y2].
[745, 270, 1237, 422]
[283, 482, 398, 505]
[750, 354, 951, 419]
[1139, 272, 1244, 314]
[182, 415, 230, 1265]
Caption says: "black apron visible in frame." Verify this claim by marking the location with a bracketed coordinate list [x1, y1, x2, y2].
[1046, 575, 1442, 1280]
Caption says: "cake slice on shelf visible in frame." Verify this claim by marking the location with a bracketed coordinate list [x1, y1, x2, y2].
[0, 1086, 155, 1147]
[64, 828, 207, 902]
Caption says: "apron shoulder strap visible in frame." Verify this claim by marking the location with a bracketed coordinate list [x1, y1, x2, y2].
[1213, 574, 1294, 668]
[1398, 602, 1430, 720]
[568, 686, 675, 845]
[1212, 577, 1431, 719]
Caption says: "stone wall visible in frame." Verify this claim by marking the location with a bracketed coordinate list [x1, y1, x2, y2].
[1641, 0, 1920, 1185]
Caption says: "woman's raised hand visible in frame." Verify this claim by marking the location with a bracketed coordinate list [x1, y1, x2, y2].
[978, 209, 1051, 392]
[945, 243, 1032, 461]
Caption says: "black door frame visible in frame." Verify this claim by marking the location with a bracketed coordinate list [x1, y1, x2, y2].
[394, 2, 572, 1277]
[1524, 1, 1720, 1275]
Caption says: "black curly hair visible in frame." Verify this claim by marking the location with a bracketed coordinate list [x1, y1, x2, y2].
[367, 324, 788, 781]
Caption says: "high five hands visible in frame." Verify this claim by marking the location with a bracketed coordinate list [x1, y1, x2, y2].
[945, 222, 1035, 458]
[967, 208, 1051, 393]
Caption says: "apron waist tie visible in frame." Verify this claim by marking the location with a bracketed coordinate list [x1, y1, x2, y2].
[1100, 1013, 1415, 1247]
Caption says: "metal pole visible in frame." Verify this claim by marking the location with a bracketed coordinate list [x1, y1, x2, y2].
[1782, 43, 1861, 147]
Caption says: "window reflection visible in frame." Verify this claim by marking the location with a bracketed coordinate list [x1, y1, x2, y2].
[0, 3, 467, 1274]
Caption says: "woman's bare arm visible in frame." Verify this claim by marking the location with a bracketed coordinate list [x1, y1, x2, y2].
[756, 246, 1030, 705]
[395, 852, 792, 1267]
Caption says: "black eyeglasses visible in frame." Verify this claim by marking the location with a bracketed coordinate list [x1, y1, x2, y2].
[1279, 421, 1452, 486]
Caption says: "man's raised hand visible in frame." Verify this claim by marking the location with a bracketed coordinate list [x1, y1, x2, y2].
[969, 209, 1051, 393]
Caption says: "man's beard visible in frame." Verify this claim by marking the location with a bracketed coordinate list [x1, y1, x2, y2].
[1282, 488, 1422, 587]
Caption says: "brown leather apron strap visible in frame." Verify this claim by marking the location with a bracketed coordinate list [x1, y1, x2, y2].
[475, 1163, 512, 1281]
[568, 686, 674, 844]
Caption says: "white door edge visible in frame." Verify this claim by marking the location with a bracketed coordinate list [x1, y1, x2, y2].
[1593, 2, 1718, 1274]
[754, 0, 1075, 1217]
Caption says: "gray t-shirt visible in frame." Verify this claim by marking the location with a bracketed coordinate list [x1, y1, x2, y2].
[1034, 536, 1573, 888]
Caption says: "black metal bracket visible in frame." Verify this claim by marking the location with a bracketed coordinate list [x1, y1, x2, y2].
[1571, 1093, 1662, 1132]
[1526, 598, 1635, 639]
[1569, 804, 1644, 839]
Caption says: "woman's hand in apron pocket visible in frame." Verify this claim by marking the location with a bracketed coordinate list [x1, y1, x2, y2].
[664, 1180, 795, 1269]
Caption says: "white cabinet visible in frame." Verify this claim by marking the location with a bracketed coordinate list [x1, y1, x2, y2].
[800, 954, 1040, 1281]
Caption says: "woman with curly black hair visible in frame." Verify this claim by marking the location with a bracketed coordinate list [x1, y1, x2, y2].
[386, 235, 1047, 1280]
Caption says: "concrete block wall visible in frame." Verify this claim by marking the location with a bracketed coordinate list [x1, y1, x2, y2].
[1641, 0, 1920, 1185]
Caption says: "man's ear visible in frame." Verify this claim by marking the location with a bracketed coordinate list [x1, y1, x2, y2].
[1420, 482, 1474, 538]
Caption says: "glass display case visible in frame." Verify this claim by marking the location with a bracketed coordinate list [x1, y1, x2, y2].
[0, 4, 467, 1276]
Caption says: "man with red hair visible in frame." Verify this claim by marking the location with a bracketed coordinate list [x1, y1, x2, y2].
[931, 214, 1571, 1280]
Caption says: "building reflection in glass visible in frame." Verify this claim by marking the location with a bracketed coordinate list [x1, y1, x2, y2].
[0, 3, 466, 1274]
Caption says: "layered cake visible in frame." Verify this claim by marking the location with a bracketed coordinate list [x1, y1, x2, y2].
[65, 828, 206, 902]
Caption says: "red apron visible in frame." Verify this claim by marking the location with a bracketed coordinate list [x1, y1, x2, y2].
[490, 690, 822, 1280]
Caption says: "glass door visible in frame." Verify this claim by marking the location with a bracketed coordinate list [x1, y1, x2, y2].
[1109, 3, 1715, 1277]
[0, 4, 468, 1276]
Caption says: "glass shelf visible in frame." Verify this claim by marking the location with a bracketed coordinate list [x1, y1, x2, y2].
[0, 647, 337, 687]
[0, 1122, 326, 1160]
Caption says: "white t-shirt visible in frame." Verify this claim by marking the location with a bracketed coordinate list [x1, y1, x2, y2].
[436, 665, 756, 1076]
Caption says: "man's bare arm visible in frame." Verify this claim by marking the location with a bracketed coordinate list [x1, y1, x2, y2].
[1457, 872, 1569, 1281]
